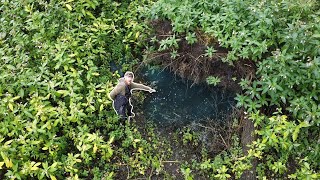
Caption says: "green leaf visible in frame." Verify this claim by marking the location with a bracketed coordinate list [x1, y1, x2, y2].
[99, 104, 104, 111]
[7, 65, 15, 70]
[56, 90, 69, 95]
[4, 157, 13, 168]
[135, 31, 140, 39]
[292, 127, 300, 142]
[299, 121, 310, 128]
[206, 76, 221, 86]
[66, 4, 72, 11]
[30, 162, 41, 171]
[8, 103, 13, 111]
[50, 175, 57, 180]
[77, 79, 84, 86]
[312, 34, 320, 38]
[0, 162, 4, 169]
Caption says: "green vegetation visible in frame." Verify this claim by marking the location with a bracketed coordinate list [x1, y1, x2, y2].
[206, 76, 221, 86]
[0, 0, 171, 179]
[146, 0, 320, 179]
[1, 0, 319, 179]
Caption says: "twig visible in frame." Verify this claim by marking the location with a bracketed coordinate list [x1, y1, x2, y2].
[160, 55, 184, 73]
[148, 52, 171, 61]
[219, 133, 228, 148]
[194, 123, 215, 131]
[162, 160, 180, 163]
[127, 165, 130, 180]
[157, 34, 174, 37]
[148, 166, 154, 180]
[173, 112, 181, 117]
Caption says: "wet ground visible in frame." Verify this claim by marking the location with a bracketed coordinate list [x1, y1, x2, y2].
[137, 65, 236, 127]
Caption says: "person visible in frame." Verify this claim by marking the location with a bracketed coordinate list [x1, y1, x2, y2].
[109, 71, 156, 120]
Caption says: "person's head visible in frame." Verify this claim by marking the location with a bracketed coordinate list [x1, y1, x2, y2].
[124, 71, 134, 85]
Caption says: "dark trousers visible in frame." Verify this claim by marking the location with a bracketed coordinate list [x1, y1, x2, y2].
[114, 95, 132, 120]
[117, 103, 133, 119]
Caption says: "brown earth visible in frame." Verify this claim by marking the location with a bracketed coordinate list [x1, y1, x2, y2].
[146, 19, 256, 93]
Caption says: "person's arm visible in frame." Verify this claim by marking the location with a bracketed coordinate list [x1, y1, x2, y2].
[131, 82, 155, 92]
[109, 84, 123, 100]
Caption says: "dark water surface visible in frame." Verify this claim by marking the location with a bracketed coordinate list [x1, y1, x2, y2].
[137, 66, 236, 127]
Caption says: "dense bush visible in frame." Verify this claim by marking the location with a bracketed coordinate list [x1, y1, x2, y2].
[146, 0, 320, 178]
[1, 0, 319, 179]
[0, 0, 172, 179]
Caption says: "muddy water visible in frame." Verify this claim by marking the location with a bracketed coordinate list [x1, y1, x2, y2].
[137, 65, 236, 127]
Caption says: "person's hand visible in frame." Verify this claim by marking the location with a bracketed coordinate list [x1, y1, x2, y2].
[149, 88, 156, 93]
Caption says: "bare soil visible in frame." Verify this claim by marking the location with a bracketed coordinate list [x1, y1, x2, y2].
[146, 19, 256, 93]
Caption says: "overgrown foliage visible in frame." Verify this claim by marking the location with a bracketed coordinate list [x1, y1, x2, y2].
[145, 0, 320, 179]
[1, 0, 320, 179]
[0, 0, 173, 179]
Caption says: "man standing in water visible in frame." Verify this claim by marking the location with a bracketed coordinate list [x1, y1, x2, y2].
[109, 71, 156, 120]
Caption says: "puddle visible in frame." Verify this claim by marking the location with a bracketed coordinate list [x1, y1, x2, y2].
[137, 65, 236, 127]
